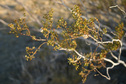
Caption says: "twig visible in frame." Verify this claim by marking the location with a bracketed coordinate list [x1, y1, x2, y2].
[109, 5, 126, 15]
[0, 19, 8, 25]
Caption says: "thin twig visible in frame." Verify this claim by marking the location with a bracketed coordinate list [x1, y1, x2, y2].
[110, 5, 126, 15]
[0, 19, 8, 25]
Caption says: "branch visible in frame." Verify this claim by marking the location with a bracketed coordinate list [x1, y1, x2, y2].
[59, 48, 86, 59]
[59, 37, 126, 80]
[109, 5, 126, 15]
[0, 19, 8, 25]
[98, 39, 122, 61]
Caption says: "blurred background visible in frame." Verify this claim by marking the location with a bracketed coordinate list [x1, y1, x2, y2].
[0, 0, 126, 84]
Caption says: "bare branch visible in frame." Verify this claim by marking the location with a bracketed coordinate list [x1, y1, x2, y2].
[0, 19, 8, 25]
[109, 5, 126, 15]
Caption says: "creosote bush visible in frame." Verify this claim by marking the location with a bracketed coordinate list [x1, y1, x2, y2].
[8, 5, 125, 83]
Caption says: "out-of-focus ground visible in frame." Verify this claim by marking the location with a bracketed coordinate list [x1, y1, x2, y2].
[0, 0, 126, 84]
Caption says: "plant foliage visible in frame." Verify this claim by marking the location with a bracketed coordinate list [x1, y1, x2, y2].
[8, 5, 125, 83]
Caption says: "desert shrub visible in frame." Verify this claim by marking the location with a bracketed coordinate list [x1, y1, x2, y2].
[8, 4, 126, 84]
